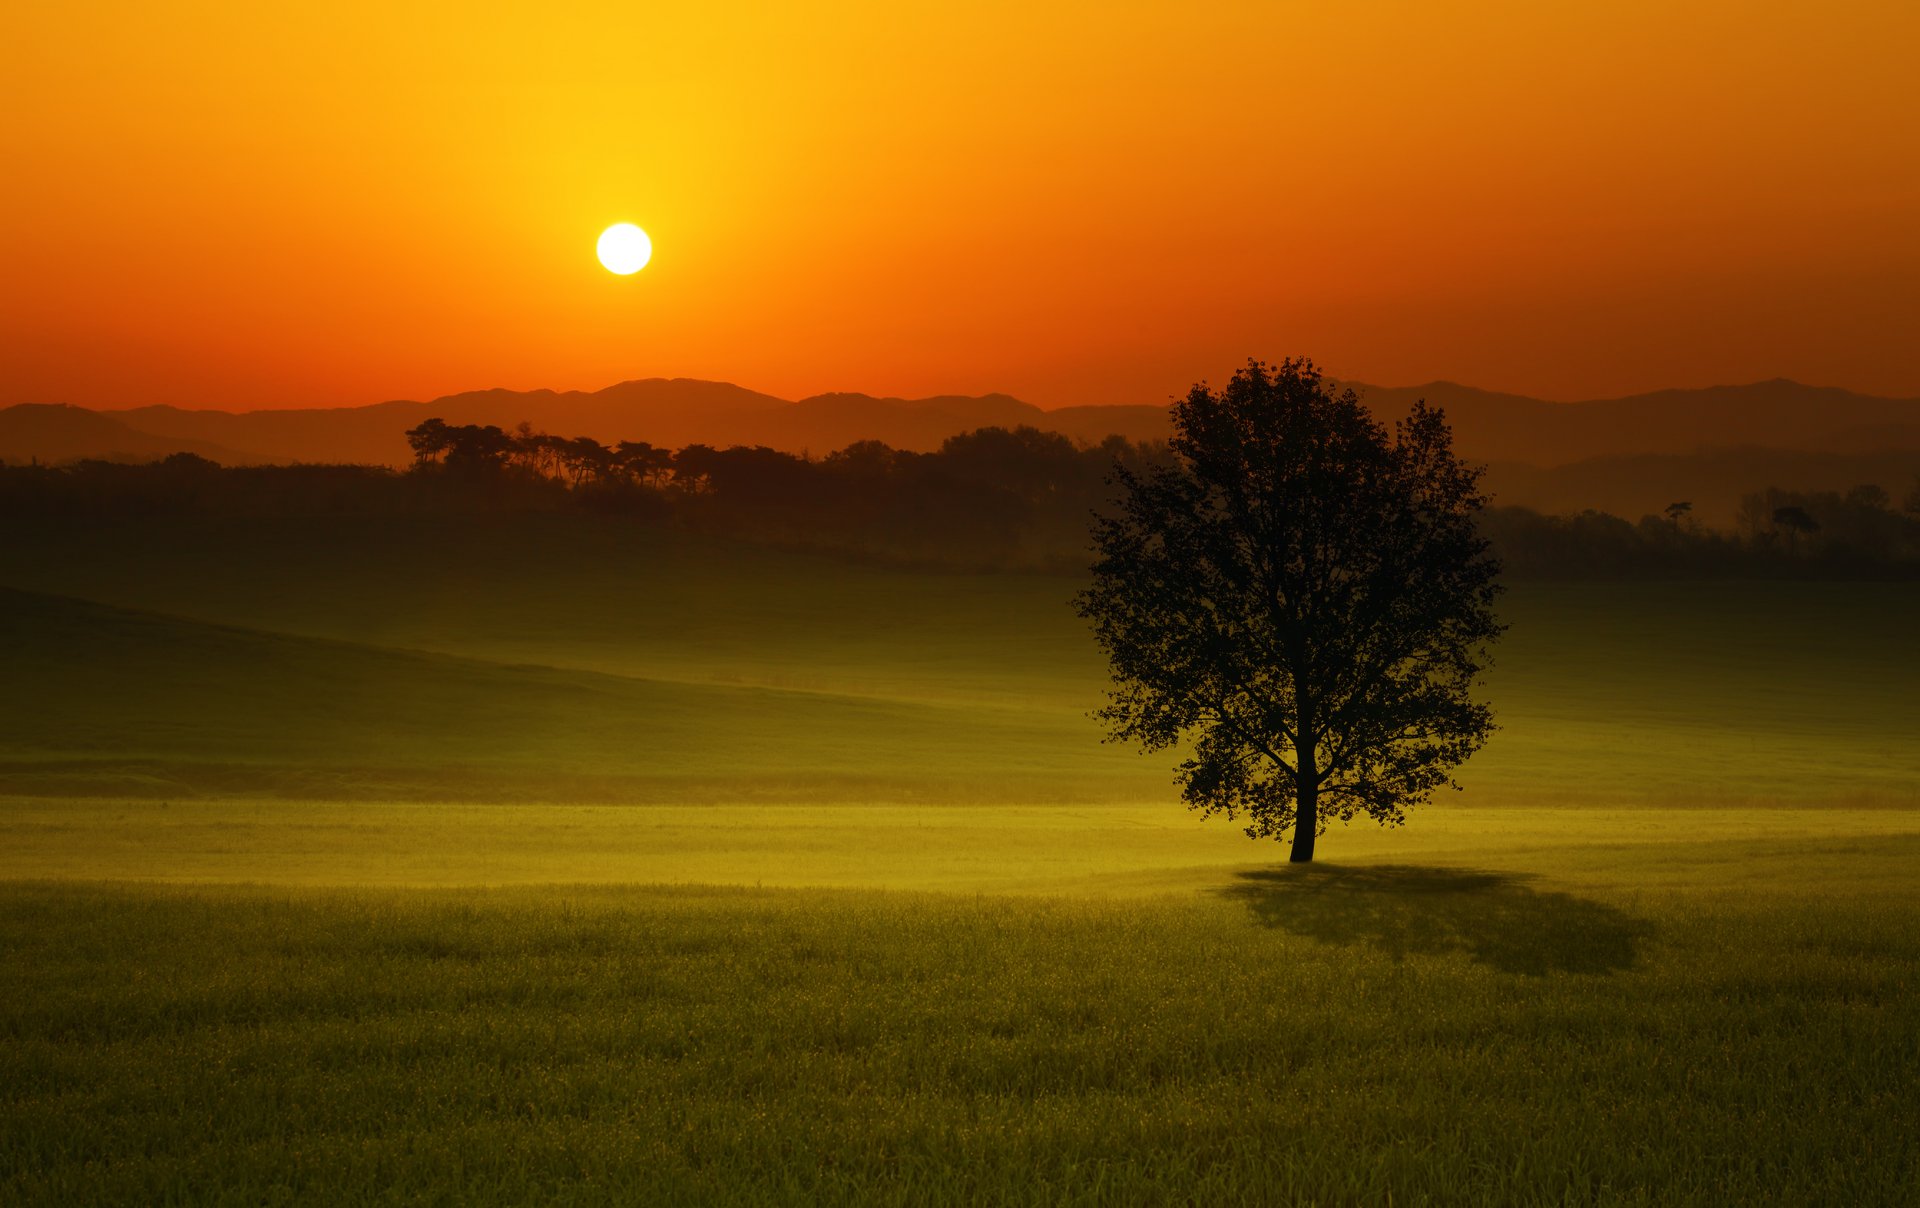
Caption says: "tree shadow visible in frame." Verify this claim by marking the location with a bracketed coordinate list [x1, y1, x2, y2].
[1217, 864, 1651, 976]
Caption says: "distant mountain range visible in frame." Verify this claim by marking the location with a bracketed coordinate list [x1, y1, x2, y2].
[5, 377, 1918, 524]
[1, 379, 1180, 468]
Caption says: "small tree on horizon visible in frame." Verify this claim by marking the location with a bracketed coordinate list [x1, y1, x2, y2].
[1772, 505, 1819, 553]
[1076, 359, 1504, 863]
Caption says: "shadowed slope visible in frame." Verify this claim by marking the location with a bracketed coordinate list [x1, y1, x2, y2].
[0, 587, 1154, 802]
[5, 515, 1919, 807]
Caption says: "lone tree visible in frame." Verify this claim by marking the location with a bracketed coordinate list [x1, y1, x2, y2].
[1076, 358, 1503, 862]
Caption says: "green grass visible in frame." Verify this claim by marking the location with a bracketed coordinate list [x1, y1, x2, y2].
[0, 514, 1102, 705]
[4, 828, 1918, 1206]
[0, 587, 1153, 803]
[3, 799, 1919, 892]
[3, 515, 1918, 1202]
[4, 514, 1917, 807]
[4, 803, 1918, 1204]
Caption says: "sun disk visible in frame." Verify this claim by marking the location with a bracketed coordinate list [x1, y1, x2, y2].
[597, 223, 652, 275]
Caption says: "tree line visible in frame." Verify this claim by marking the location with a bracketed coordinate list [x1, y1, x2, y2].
[4, 418, 1917, 577]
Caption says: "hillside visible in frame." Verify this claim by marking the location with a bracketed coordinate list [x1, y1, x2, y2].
[1350, 379, 1920, 464]
[0, 404, 256, 465]
[5, 515, 1916, 809]
[0, 585, 1150, 803]
[1481, 447, 1920, 526]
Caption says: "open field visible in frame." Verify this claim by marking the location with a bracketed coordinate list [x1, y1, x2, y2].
[4, 516, 1918, 1202]
[4, 514, 1918, 807]
[4, 813, 1918, 1205]
[4, 798, 1920, 893]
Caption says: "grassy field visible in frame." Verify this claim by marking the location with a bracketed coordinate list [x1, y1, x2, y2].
[3, 514, 1917, 806]
[3, 514, 1918, 1203]
[4, 822, 1917, 1205]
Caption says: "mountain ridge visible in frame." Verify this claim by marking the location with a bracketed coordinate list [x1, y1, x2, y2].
[5, 376, 1917, 473]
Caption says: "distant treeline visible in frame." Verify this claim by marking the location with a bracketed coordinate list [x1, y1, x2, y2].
[6, 418, 1919, 577]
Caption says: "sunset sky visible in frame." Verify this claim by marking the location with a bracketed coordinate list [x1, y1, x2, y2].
[7, 1, 1918, 411]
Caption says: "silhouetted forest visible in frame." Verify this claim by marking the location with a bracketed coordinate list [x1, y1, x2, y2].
[5, 420, 1918, 578]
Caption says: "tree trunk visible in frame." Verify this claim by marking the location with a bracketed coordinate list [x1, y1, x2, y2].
[1289, 767, 1318, 863]
[1290, 693, 1320, 863]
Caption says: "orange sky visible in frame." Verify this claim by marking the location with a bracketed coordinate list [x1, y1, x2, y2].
[6, 1, 1918, 411]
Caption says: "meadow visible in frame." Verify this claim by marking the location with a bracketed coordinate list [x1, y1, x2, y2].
[4, 514, 1915, 807]
[3, 513, 1918, 1204]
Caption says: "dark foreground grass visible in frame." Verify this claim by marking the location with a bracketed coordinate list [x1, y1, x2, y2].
[5, 877, 1916, 1206]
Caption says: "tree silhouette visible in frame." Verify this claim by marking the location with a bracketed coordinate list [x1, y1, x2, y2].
[404, 418, 453, 465]
[1844, 483, 1889, 512]
[1772, 505, 1819, 553]
[404, 419, 513, 475]
[614, 440, 672, 487]
[1076, 359, 1503, 862]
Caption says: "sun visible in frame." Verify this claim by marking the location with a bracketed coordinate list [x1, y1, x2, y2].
[596, 223, 652, 275]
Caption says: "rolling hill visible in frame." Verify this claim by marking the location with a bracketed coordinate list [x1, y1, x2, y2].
[0, 404, 257, 466]
[5, 513, 1917, 809]
[0, 583, 1153, 803]
[1348, 379, 1920, 464]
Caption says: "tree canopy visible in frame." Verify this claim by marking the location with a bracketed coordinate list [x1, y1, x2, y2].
[1076, 359, 1504, 862]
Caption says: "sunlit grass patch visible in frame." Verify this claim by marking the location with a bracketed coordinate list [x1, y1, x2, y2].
[4, 864, 1915, 1206]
